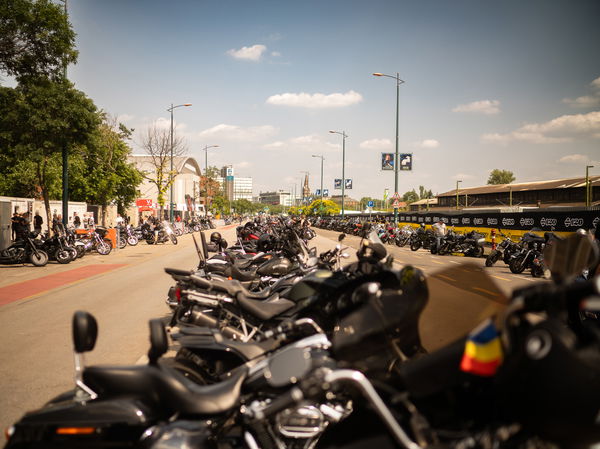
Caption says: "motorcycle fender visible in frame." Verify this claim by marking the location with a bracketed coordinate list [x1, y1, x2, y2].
[179, 338, 252, 364]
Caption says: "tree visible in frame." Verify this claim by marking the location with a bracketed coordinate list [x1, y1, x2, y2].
[200, 166, 222, 213]
[305, 199, 340, 216]
[138, 123, 186, 218]
[0, 0, 78, 82]
[0, 79, 99, 228]
[211, 195, 230, 216]
[487, 169, 515, 185]
[231, 199, 253, 215]
[73, 114, 143, 225]
[402, 189, 419, 204]
[418, 185, 433, 199]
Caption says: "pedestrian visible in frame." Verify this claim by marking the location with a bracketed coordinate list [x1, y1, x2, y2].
[14, 213, 30, 241]
[115, 213, 124, 226]
[87, 214, 95, 229]
[432, 219, 447, 253]
[11, 211, 20, 241]
[33, 211, 43, 235]
[73, 212, 81, 229]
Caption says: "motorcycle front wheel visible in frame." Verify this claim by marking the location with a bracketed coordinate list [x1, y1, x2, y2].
[30, 250, 49, 267]
[509, 257, 526, 274]
[410, 240, 421, 251]
[438, 243, 450, 256]
[118, 236, 127, 249]
[97, 241, 112, 255]
[55, 249, 72, 264]
[170, 235, 178, 245]
[127, 236, 139, 246]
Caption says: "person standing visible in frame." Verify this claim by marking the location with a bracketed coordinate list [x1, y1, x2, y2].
[87, 213, 95, 229]
[11, 212, 20, 241]
[115, 213, 124, 226]
[33, 211, 43, 235]
[432, 219, 447, 253]
[73, 212, 81, 229]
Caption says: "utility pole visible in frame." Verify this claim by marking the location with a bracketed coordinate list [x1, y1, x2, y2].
[456, 180, 462, 211]
[61, 0, 68, 226]
[586, 165, 594, 207]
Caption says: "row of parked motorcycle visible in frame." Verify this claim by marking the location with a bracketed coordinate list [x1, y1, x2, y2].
[5, 217, 600, 449]
[0, 218, 216, 268]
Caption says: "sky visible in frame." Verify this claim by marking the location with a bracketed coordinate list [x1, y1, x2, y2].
[60, 0, 600, 200]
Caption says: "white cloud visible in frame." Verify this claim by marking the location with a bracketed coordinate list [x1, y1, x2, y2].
[197, 124, 277, 142]
[263, 134, 340, 152]
[359, 138, 393, 150]
[563, 76, 600, 108]
[482, 110, 600, 145]
[226, 44, 267, 61]
[237, 161, 253, 168]
[117, 114, 135, 123]
[452, 100, 501, 115]
[558, 154, 589, 163]
[266, 90, 363, 108]
[271, 51, 281, 57]
[416, 139, 440, 148]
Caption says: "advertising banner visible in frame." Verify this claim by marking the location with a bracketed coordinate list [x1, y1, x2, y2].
[136, 199, 152, 208]
[315, 189, 321, 196]
[345, 179, 353, 189]
[334, 179, 342, 189]
[323, 189, 329, 197]
[399, 153, 412, 171]
[381, 153, 394, 171]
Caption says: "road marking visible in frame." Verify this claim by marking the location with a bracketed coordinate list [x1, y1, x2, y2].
[434, 273, 456, 282]
[472, 286, 501, 297]
[0, 264, 128, 306]
[491, 275, 511, 282]
[430, 260, 445, 265]
[448, 260, 461, 264]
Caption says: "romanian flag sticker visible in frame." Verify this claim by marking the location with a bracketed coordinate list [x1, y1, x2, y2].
[460, 318, 503, 377]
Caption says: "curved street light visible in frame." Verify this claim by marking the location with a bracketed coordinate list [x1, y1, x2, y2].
[329, 130, 348, 218]
[373, 72, 404, 224]
[166, 103, 192, 222]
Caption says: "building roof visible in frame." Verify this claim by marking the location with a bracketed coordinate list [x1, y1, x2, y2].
[410, 198, 438, 205]
[438, 175, 600, 197]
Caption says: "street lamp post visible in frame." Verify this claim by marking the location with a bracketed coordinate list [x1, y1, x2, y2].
[329, 130, 347, 218]
[167, 103, 192, 222]
[456, 180, 462, 210]
[586, 165, 594, 207]
[312, 155, 324, 204]
[373, 72, 404, 225]
[60, 0, 68, 226]
[202, 145, 219, 217]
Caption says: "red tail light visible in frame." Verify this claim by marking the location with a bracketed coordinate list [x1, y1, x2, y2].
[175, 287, 181, 303]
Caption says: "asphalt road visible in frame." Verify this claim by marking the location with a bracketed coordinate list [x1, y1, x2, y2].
[0, 225, 545, 434]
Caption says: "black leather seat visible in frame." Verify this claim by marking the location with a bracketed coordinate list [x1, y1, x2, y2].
[235, 294, 294, 320]
[190, 276, 273, 300]
[165, 267, 195, 277]
[83, 364, 247, 415]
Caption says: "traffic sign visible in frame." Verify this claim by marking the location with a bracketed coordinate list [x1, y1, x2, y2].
[391, 192, 401, 200]
[392, 199, 401, 208]
[367, 201, 374, 208]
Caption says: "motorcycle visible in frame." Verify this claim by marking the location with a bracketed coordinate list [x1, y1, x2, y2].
[437, 229, 486, 257]
[409, 225, 434, 251]
[0, 233, 48, 267]
[146, 221, 178, 245]
[485, 230, 518, 267]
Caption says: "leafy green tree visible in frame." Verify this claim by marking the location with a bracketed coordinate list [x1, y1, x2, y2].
[73, 115, 142, 225]
[211, 195, 230, 216]
[231, 198, 253, 215]
[418, 186, 433, 199]
[0, 0, 78, 82]
[487, 169, 515, 185]
[305, 199, 340, 216]
[402, 189, 419, 204]
[200, 165, 223, 212]
[0, 80, 99, 227]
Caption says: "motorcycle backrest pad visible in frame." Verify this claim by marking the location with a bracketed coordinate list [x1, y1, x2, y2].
[148, 319, 168, 364]
[544, 229, 598, 281]
[72, 311, 98, 353]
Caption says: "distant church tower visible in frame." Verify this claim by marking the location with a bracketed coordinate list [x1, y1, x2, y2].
[302, 173, 310, 199]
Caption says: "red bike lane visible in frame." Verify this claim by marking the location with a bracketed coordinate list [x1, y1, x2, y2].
[0, 264, 127, 306]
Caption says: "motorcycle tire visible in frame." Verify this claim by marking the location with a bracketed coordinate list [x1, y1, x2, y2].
[127, 236, 139, 246]
[55, 249, 72, 264]
[118, 236, 127, 249]
[531, 266, 543, 278]
[509, 257, 526, 274]
[485, 250, 499, 267]
[399, 238, 408, 248]
[438, 244, 450, 256]
[29, 250, 49, 267]
[474, 246, 484, 258]
[170, 235, 178, 245]
[410, 240, 421, 251]
[97, 241, 112, 255]
[75, 245, 86, 258]
[66, 247, 78, 261]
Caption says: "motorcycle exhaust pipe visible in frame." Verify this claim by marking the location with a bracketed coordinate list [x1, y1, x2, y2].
[188, 309, 247, 340]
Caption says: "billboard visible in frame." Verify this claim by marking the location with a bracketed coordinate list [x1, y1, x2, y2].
[381, 153, 395, 170]
[315, 189, 321, 196]
[323, 189, 329, 197]
[334, 179, 342, 189]
[345, 179, 353, 189]
[399, 153, 413, 171]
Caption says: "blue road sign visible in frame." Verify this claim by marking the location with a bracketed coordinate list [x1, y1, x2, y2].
[367, 201, 374, 208]
[315, 189, 321, 195]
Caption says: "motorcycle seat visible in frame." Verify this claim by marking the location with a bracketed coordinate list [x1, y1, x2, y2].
[83, 364, 247, 416]
[189, 275, 275, 300]
[235, 293, 295, 320]
[165, 267, 195, 277]
[179, 333, 278, 361]
[228, 265, 258, 282]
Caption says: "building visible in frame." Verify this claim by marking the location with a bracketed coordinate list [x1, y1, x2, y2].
[216, 165, 253, 201]
[435, 175, 599, 210]
[258, 190, 293, 206]
[330, 195, 360, 210]
[129, 155, 204, 218]
[409, 198, 438, 211]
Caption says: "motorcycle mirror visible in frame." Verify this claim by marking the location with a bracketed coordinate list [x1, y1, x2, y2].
[341, 253, 350, 259]
[147, 319, 168, 365]
[338, 233, 346, 242]
[544, 230, 599, 282]
[72, 311, 98, 353]
[265, 346, 312, 387]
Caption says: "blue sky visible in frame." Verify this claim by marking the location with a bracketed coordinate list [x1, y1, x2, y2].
[63, 0, 600, 199]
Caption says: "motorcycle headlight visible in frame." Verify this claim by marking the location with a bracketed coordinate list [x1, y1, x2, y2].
[477, 238, 486, 244]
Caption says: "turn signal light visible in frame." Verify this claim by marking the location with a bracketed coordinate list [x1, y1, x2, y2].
[56, 427, 96, 435]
